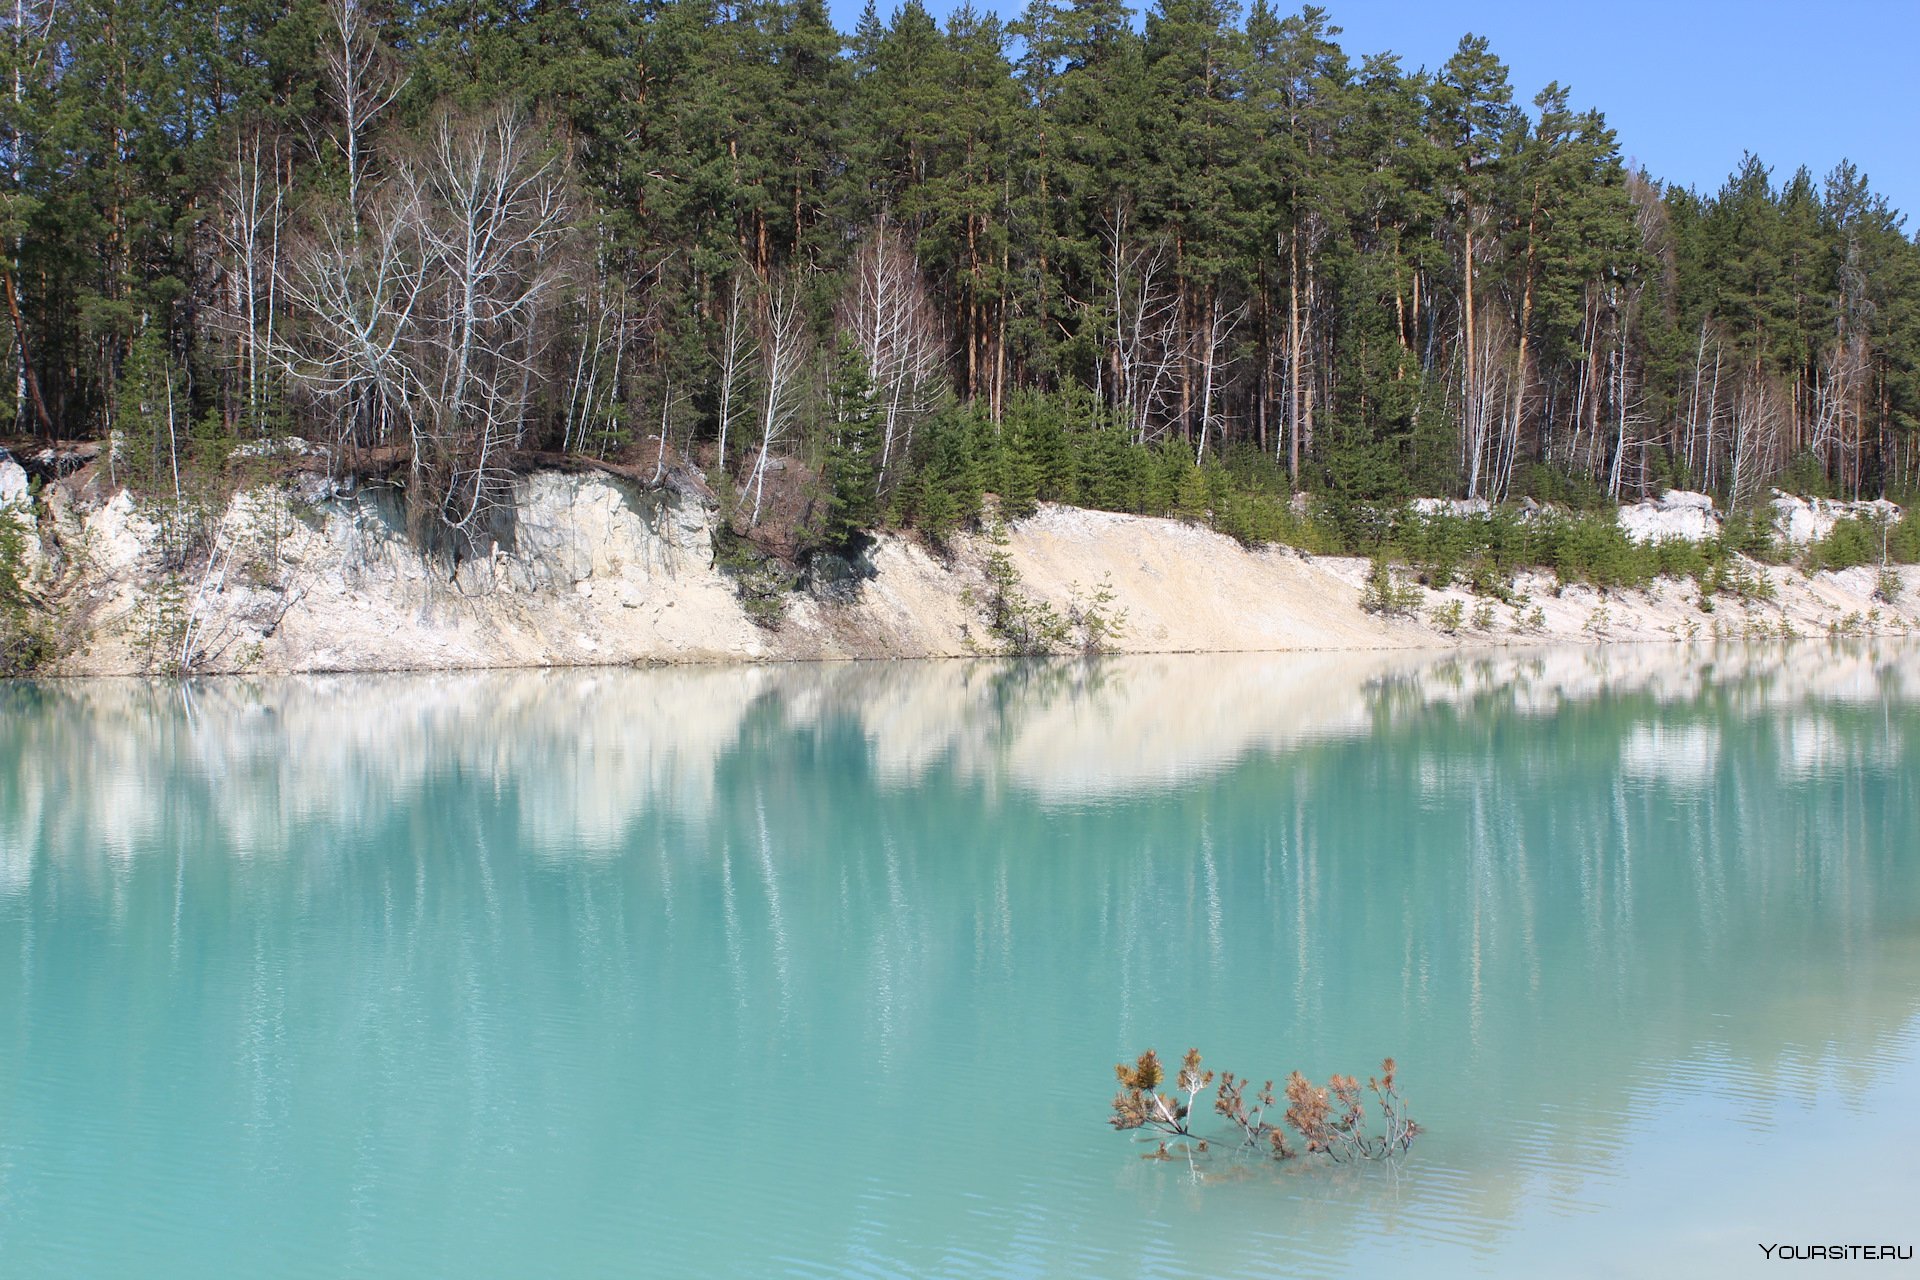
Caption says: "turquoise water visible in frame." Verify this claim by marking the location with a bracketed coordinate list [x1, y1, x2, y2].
[3, 645, 1919, 1278]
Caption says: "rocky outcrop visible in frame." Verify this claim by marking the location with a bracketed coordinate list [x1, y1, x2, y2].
[48, 469, 769, 674]
[1617, 489, 1722, 543]
[0, 447, 28, 509]
[1768, 491, 1903, 546]
[1410, 497, 1493, 519]
[12, 470, 1919, 676]
[1612, 488, 1909, 549]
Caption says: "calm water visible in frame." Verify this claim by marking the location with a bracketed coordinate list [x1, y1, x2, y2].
[3, 645, 1919, 1278]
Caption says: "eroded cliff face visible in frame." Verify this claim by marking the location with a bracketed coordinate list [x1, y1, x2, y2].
[50, 470, 769, 673]
[1613, 487, 1906, 546]
[15, 468, 1920, 676]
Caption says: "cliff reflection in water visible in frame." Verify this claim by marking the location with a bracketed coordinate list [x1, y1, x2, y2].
[1, 643, 1917, 1276]
[3, 642, 1913, 871]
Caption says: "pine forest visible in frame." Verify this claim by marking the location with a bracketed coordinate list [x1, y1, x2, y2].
[4, 0, 1919, 555]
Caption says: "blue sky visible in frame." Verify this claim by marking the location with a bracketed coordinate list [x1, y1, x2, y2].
[824, 0, 1920, 227]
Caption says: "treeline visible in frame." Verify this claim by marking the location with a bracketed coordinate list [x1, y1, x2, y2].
[3, 0, 1919, 547]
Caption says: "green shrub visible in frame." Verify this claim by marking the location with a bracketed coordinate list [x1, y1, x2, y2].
[1312, 493, 1395, 551]
[1428, 599, 1465, 633]
[868, 387, 1906, 606]
[1889, 508, 1920, 564]
[1542, 511, 1655, 590]
[1479, 505, 1534, 577]
[1360, 556, 1423, 617]
[969, 521, 1122, 655]
[1403, 510, 1475, 587]
[712, 523, 796, 628]
[1466, 563, 1515, 602]
[1807, 515, 1883, 573]
[1064, 574, 1128, 655]
[1, 514, 54, 675]
[1652, 537, 1710, 579]
[1696, 560, 1777, 605]
[1777, 450, 1836, 499]
[1717, 507, 1782, 562]
[1512, 463, 1614, 512]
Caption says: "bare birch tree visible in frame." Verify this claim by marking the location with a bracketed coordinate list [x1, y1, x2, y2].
[747, 276, 809, 526]
[714, 269, 755, 472]
[1683, 318, 1722, 487]
[273, 106, 571, 543]
[1725, 371, 1785, 511]
[3, 0, 56, 436]
[562, 245, 668, 461]
[1460, 316, 1510, 500]
[1192, 294, 1244, 465]
[319, 0, 403, 236]
[274, 177, 425, 461]
[1093, 207, 1181, 446]
[839, 220, 943, 494]
[561, 264, 625, 456]
[402, 107, 571, 533]
[215, 128, 286, 436]
[1809, 336, 1867, 494]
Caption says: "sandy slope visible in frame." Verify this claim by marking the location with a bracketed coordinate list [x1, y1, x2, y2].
[781, 502, 1916, 660]
[30, 477, 1920, 676]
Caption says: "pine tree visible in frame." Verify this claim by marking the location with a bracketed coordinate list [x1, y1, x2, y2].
[822, 334, 882, 543]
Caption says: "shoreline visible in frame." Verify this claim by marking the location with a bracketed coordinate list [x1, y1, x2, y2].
[14, 634, 1778, 684]
[9, 470, 1916, 679]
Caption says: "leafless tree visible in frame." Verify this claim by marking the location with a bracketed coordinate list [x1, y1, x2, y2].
[839, 219, 943, 491]
[747, 275, 809, 526]
[715, 269, 755, 471]
[1460, 315, 1511, 500]
[1602, 328, 1652, 502]
[1094, 206, 1181, 446]
[274, 177, 425, 460]
[402, 107, 571, 532]
[318, 0, 404, 236]
[1192, 293, 1244, 465]
[560, 248, 664, 460]
[4, 0, 57, 435]
[560, 265, 624, 456]
[1725, 371, 1785, 511]
[215, 128, 286, 435]
[1809, 336, 1867, 495]
[273, 106, 571, 543]
[1684, 318, 1723, 489]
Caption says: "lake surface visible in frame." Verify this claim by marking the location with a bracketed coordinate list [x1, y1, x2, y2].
[3, 644, 1919, 1277]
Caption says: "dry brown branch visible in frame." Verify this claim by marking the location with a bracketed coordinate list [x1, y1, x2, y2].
[1113, 1049, 1418, 1168]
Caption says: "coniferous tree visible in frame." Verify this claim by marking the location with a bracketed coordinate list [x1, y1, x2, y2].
[2, 0, 1918, 535]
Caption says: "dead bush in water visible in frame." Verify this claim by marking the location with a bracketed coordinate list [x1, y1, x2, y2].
[1110, 1048, 1419, 1167]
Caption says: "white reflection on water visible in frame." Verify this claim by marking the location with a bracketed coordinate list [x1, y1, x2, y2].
[2, 641, 1913, 890]
[1620, 723, 1722, 784]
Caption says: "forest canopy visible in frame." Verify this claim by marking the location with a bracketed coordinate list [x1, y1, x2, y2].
[2, 0, 1916, 545]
